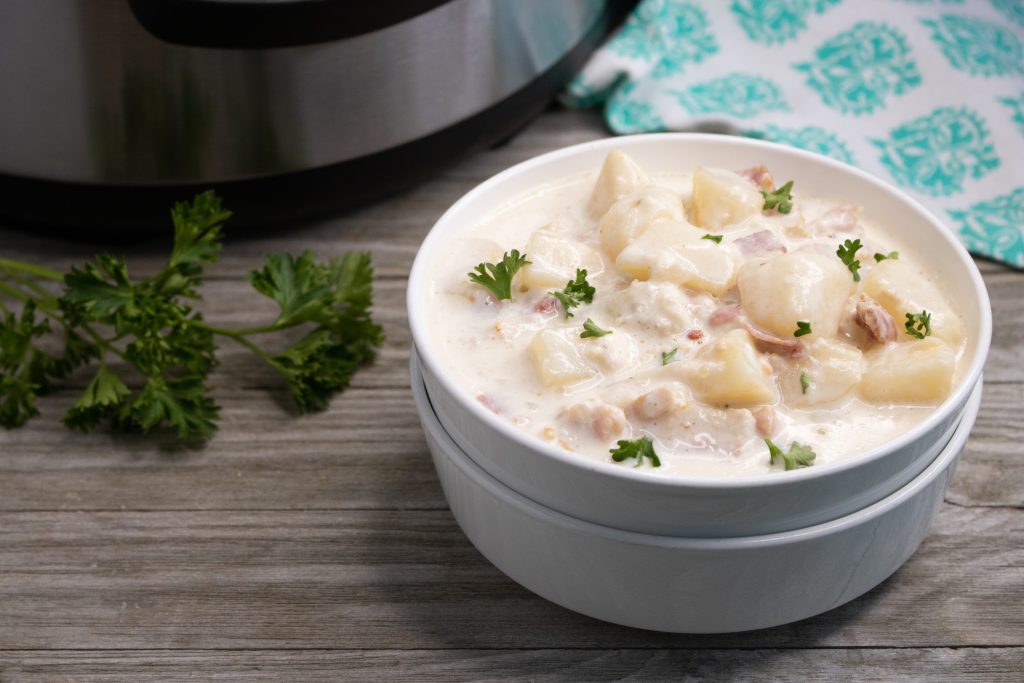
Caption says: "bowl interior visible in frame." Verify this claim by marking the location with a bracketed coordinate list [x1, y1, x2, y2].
[408, 133, 992, 486]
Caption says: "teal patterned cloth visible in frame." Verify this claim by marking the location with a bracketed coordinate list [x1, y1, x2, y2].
[564, 0, 1024, 268]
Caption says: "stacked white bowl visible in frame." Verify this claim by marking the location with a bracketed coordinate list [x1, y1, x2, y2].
[407, 135, 992, 633]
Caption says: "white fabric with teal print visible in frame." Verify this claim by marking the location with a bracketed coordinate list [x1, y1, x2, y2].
[564, 0, 1024, 267]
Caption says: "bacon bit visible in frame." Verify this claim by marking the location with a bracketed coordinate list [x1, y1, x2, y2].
[738, 164, 774, 190]
[685, 329, 705, 342]
[534, 295, 558, 314]
[854, 294, 898, 344]
[633, 387, 681, 421]
[751, 406, 775, 437]
[735, 230, 786, 257]
[477, 394, 503, 415]
[809, 205, 860, 237]
[740, 320, 805, 357]
[708, 305, 741, 326]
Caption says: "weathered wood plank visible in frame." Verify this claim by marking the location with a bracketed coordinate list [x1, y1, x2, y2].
[1, 647, 1022, 682]
[0, 506, 1020, 650]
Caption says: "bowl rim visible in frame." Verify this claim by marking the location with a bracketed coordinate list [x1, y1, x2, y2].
[413, 348, 982, 548]
[407, 133, 993, 489]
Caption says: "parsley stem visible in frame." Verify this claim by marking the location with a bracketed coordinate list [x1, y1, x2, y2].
[0, 269, 60, 304]
[196, 322, 286, 337]
[0, 257, 64, 281]
[202, 325, 273, 361]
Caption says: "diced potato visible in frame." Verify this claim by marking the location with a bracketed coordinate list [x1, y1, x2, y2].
[581, 329, 638, 376]
[797, 338, 863, 405]
[603, 280, 691, 334]
[860, 337, 956, 404]
[587, 150, 651, 217]
[691, 167, 764, 230]
[682, 329, 775, 406]
[519, 230, 603, 290]
[616, 220, 738, 295]
[599, 186, 685, 258]
[738, 251, 854, 339]
[528, 330, 596, 387]
[862, 259, 965, 347]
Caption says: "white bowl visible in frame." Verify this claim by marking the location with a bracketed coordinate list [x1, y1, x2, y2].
[414, 349, 983, 633]
[408, 134, 991, 537]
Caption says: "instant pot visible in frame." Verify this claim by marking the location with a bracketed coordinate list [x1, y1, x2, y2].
[0, 0, 630, 231]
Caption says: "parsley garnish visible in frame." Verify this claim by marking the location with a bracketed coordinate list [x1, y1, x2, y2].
[580, 318, 612, 338]
[794, 321, 812, 337]
[702, 234, 723, 244]
[800, 371, 810, 395]
[467, 249, 530, 301]
[610, 435, 661, 467]
[549, 268, 595, 318]
[662, 348, 679, 365]
[874, 251, 899, 262]
[836, 238, 863, 282]
[766, 438, 816, 471]
[761, 180, 794, 214]
[0, 191, 382, 442]
[905, 310, 932, 339]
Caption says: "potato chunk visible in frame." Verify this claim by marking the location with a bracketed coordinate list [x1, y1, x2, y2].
[519, 230, 603, 290]
[691, 167, 764, 230]
[603, 280, 691, 334]
[738, 251, 854, 339]
[860, 337, 956, 404]
[862, 259, 964, 347]
[683, 329, 775, 406]
[599, 186, 685, 258]
[616, 220, 738, 295]
[797, 338, 863, 405]
[528, 330, 596, 387]
[587, 150, 651, 217]
[581, 329, 638, 376]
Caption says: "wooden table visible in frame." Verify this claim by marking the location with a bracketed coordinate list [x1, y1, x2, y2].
[1, 109, 1021, 681]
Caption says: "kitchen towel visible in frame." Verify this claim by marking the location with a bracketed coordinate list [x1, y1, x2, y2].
[564, 0, 1024, 268]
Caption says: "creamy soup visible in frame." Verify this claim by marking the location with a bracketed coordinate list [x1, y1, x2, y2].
[425, 151, 966, 477]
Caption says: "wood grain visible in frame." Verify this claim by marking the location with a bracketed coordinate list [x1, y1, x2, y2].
[0, 107, 1021, 680]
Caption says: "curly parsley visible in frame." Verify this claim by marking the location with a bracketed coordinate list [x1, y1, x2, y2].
[580, 318, 612, 338]
[0, 192, 382, 442]
[610, 435, 661, 468]
[874, 251, 899, 262]
[550, 269, 595, 318]
[467, 249, 530, 301]
[761, 180, 794, 214]
[766, 438, 816, 471]
[905, 310, 932, 339]
[836, 238, 863, 282]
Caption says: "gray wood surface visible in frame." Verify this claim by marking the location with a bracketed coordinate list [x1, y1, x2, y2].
[0, 108, 1021, 681]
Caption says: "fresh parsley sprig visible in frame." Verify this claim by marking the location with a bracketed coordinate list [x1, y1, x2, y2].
[610, 435, 661, 467]
[0, 191, 382, 442]
[905, 310, 932, 339]
[761, 180, 794, 214]
[836, 238, 863, 282]
[467, 250, 529, 301]
[766, 438, 816, 471]
[580, 318, 613, 338]
[550, 269, 595, 318]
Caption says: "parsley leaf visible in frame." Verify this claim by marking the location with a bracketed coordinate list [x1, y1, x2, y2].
[702, 234, 723, 244]
[550, 269, 595, 318]
[905, 310, 932, 339]
[800, 371, 811, 395]
[794, 321, 812, 337]
[662, 348, 679, 365]
[836, 238, 863, 281]
[761, 180, 794, 214]
[0, 191, 382, 443]
[766, 438, 816, 471]
[467, 250, 530, 301]
[610, 435, 661, 467]
[874, 251, 899, 262]
[580, 318, 612, 338]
